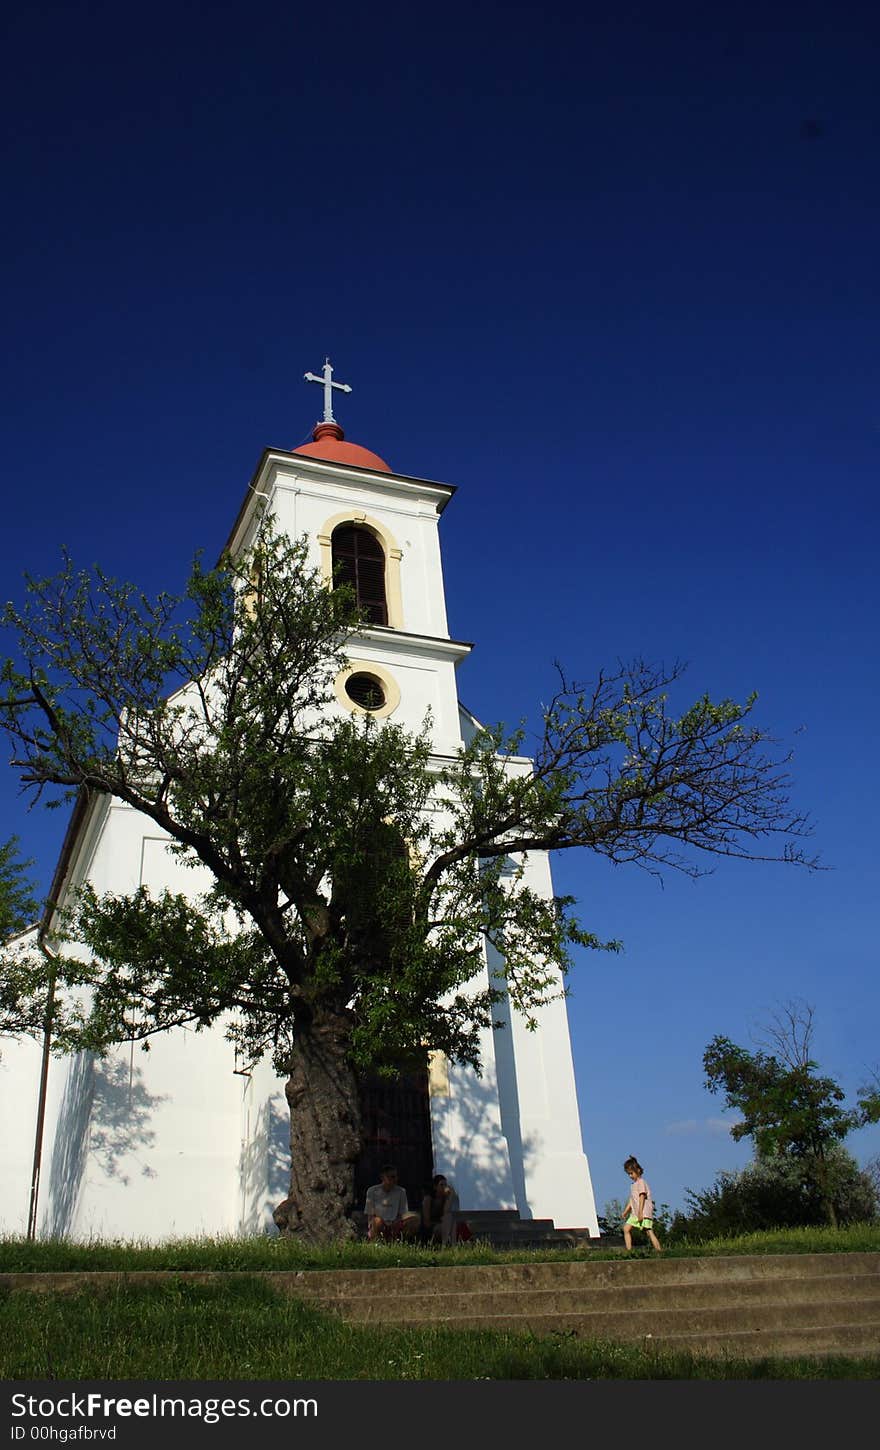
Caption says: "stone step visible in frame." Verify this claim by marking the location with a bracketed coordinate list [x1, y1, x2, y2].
[5, 1252, 877, 1299]
[291, 1273, 880, 1318]
[644, 1322, 876, 1359]
[462, 1211, 530, 1223]
[465, 1213, 558, 1229]
[352, 1207, 586, 1248]
[461, 1212, 594, 1247]
[276, 1250, 880, 1297]
[4, 1253, 879, 1360]
[315, 1299, 880, 1337]
[284, 1251, 880, 1360]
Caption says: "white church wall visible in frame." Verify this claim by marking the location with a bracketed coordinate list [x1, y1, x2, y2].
[491, 850, 599, 1234]
[419, 768, 598, 1229]
[485, 949, 598, 1231]
[34, 811, 250, 1240]
[37, 1027, 245, 1240]
[0, 1032, 44, 1235]
[336, 641, 465, 753]
[394, 506, 451, 638]
[238, 1057, 289, 1235]
[428, 1048, 518, 1212]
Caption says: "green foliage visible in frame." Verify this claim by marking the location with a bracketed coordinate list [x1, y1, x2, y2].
[704, 1036, 854, 1157]
[598, 1197, 627, 1236]
[668, 1147, 879, 1242]
[864, 1154, 880, 1204]
[0, 836, 49, 1044]
[704, 1015, 880, 1229]
[0, 835, 37, 937]
[703, 1017, 880, 1226]
[0, 521, 819, 1087]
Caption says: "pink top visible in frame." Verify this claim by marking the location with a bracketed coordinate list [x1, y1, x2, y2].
[627, 1176, 654, 1219]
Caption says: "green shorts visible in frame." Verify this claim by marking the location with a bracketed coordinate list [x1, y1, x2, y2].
[626, 1215, 653, 1229]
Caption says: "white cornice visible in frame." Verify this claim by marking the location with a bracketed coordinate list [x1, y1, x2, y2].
[352, 626, 473, 664]
[228, 448, 455, 556]
[42, 791, 111, 938]
[266, 450, 454, 500]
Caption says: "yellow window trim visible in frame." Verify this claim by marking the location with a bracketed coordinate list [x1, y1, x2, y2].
[428, 1050, 450, 1097]
[334, 661, 401, 719]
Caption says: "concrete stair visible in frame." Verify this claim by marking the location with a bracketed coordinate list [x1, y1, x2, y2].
[3, 1252, 878, 1362]
[350, 1208, 593, 1248]
[282, 1251, 880, 1361]
[459, 1210, 594, 1248]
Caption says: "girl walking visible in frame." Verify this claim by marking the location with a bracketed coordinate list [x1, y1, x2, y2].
[622, 1156, 663, 1252]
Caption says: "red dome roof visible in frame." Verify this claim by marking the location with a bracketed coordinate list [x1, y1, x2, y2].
[294, 421, 391, 473]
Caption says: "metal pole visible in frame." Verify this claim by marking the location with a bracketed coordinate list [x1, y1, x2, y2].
[27, 941, 57, 1241]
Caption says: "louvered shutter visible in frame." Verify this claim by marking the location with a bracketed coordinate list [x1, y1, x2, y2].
[332, 525, 388, 625]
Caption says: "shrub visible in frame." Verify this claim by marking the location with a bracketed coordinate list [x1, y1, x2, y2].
[668, 1146, 878, 1242]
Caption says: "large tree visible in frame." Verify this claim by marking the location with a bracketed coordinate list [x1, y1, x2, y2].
[703, 1002, 880, 1227]
[1, 523, 820, 1239]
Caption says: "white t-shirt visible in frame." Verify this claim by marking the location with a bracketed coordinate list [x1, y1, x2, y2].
[365, 1182, 410, 1222]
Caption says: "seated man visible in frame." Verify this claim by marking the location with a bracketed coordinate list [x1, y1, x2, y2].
[364, 1165, 420, 1242]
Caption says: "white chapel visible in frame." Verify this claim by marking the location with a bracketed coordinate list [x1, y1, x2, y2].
[1, 363, 600, 1241]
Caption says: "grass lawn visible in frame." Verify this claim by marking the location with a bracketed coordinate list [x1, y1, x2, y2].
[2, 1225, 878, 1381]
[2, 1277, 878, 1381]
[2, 1221, 879, 1273]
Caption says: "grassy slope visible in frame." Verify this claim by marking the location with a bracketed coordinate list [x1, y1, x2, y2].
[2, 1227, 878, 1381]
[2, 1277, 879, 1381]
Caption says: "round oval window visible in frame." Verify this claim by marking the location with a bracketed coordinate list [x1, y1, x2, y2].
[344, 672, 386, 711]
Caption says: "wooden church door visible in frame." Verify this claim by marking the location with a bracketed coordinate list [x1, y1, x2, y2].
[354, 1065, 433, 1212]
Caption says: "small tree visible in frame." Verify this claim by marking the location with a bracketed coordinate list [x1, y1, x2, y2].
[0, 523, 822, 1240]
[703, 1003, 880, 1227]
[0, 837, 47, 1047]
[0, 836, 36, 940]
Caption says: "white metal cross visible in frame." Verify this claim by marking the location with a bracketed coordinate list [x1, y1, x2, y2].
[303, 358, 352, 424]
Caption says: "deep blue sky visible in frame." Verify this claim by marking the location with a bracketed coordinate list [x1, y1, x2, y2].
[2, 1, 878, 1220]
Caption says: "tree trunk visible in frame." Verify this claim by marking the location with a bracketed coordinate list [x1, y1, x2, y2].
[272, 1004, 362, 1242]
[813, 1148, 839, 1229]
[824, 1198, 839, 1229]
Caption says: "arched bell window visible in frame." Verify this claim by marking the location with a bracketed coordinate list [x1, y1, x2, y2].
[331, 524, 388, 625]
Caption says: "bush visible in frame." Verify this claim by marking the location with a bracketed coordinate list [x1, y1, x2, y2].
[668, 1146, 878, 1242]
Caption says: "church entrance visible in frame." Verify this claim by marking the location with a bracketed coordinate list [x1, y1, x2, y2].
[354, 1065, 433, 1212]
